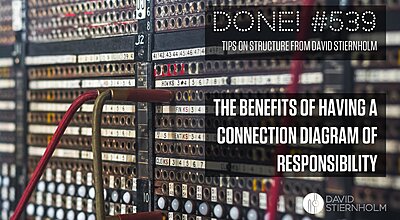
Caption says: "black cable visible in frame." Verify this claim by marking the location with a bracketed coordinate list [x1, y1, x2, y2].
[92, 89, 112, 220]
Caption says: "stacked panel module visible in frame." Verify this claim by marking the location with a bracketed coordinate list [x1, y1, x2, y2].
[0, 58, 16, 220]
[0, 0, 17, 219]
[0, 0, 15, 45]
[25, 0, 145, 219]
[28, 0, 138, 42]
[152, 1, 326, 220]
[351, 1, 400, 219]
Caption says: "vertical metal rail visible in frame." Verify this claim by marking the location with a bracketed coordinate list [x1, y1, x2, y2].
[12, 0, 27, 219]
[135, 0, 154, 212]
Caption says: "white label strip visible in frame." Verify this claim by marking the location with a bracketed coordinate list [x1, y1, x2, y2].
[152, 47, 205, 60]
[29, 80, 81, 89]
[26, 55, 76, 65]
[231, 72, 322, 85]
[110, 175, 115, 188]
[78, 52, 134, 63]
[30, 103, 135, 113]
[81, 151, 136, 163]
[242, 191, 249, 207]
[29, 125, 135, 137]
[0, 122, 16, 132]
[45, 168, 52, 181]
[136, 0, 146, 19]
[81, 128, 135, 138]
[36, 192, 42, 204]
[155, 131, 208, 141]
[2, 164, 8, 175]
[155, 157, 206, 169]
[277, 195, 285, 212]
[355, 69, 400, 83]
[28, 125, 80, 135]
[356, 69, 400, 82]
[189, 77, 228, 87]
[29, 102, 70, 112]
[169, 183, 174, 196]
[295, 196, 304, 214]
[80, 104, 136, 113]
[66, 197, 72, 209]
[0, 58, 13, 67]
[387, 140, 399, 153]
[284, 176, 324, 181]
[196, 185, 202, 200]
[1, 187, 8, 200]
[259, 193, 267, 209]
[76, 171, 82, 184]
[29, 79, 135, 89]
[66, 170, 72, 184]
[354, 176, 393, 188]
[56, 195, 62, 207]
[156, 105, 213, 114]
[182, 184, 188, 198]
[393, 177, 400, 190]
[81, 79, 135, 88]
[387, 105, 400, 118]
[0, 143, 15, 153]
[121, 204, 126, 214]
[132, 178, 137, 191]
[121, 177, 125, 189]
[46, 193, 52, 206]
[77, 198, 83, 211]
[109, 203, 115, 215]
[0, 101, 15, 110]
[226, 189, 233, 204]
[87, 173, 93, 186]
[211, 187, 217, 202]
[155, 77, 228, 88]
[10, 164, 15, 177]
[29, 146, 80, 158]
[386, 31, 400, 46]
[156, 79, 189, 88]
[12, 0, 23, 31]
[29, 146, 135, 162]
[0, 80, 15, 89]
[87, 199, 93, 213]
[56, 169, 62, 182]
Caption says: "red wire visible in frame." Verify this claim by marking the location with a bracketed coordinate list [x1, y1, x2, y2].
[267, 60, 303, 220]
[11, 90, 99, 220]
[267, 0, 315, 219]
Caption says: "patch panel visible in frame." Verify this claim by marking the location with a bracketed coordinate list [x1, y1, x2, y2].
[350, 1, 400, 214]
[27, 112, 136, 128]
[154, 0, 205, 32]
[28, 62, 136, 79]
[0, 0, 15, 45]
[26, 57, 140, 218]
[27, 0, 138, 42]
[153, 41, 326, 220]
[0, 54, 17, 220]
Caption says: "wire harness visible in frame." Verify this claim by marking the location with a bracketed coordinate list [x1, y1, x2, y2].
[93, 89, 174, 220]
